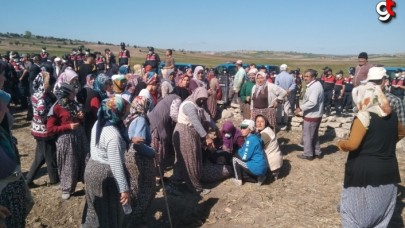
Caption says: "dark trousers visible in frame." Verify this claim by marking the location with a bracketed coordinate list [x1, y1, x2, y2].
[232, 156, 257, 182]
[342, 92, 353, 111]
[26, 138, 59, 184]
[324, 90, 333, 114]
[18, 83, 29, 109]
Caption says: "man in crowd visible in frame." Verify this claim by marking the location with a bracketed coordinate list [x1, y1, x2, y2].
[144, 47, 160, 73]
[390, 69, 405, 101]
[228, 59, 246, 105]
[53, 57, 63, 79]
[353, 52, 373, 87]
[40, 47, 49, 63]
[275, 64, 295, 129]
[162, 49, 175, 79]
[78, 53, 97, 87]
[118, 42, 130, 67]
[342, 67, 355, 113]
[333, 71, 345, 117]
[104, 48, 116, 71]
[95, 51, 106, 74]
[320, 67, 335, 116]
[295, 69, 324, 160]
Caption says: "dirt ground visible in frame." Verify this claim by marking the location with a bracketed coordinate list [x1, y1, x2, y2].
[11, 108, 405, 228]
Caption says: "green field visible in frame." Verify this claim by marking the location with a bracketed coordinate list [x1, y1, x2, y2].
[1, 35, 404, 75]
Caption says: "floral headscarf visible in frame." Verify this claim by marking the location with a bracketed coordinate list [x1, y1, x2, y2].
[93, 73, 111, 100]
[112, 74, 127, 94]
[124, 96, 150, 126]
[32, 71, 51, 95]
[145, 72, 157, 85]
[56, 67, 78, 85]
[353, 82, 391, 129]
[95, 96, 130, 145]
[50, 82, 80, 119]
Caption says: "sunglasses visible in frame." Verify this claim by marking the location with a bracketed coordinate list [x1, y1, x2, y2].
[240, 125, 249, 130]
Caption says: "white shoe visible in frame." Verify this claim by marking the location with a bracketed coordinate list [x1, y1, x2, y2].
[257, 175, 266, 186]
[61, 192, 71, 200]
[231, 178, 242, 186]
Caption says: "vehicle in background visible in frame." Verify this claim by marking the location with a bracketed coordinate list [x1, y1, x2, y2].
[385, 67, 405, 79]
[159, 62, 204, 74]
[256, 64, 280, 74]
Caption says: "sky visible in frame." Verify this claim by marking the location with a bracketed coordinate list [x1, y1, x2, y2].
[1, 0, 404, 55]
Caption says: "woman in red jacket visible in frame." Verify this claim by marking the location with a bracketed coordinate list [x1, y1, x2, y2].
[47, 83, 89, 200]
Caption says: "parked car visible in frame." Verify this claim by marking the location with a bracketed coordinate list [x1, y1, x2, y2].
[159, 62, 204, 74]
[256, 64, 280, 74]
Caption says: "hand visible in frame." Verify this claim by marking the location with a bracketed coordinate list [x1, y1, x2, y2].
[70, 122, 79, 130]
[205, 137, 214, 148]
[120, 192, 131, 205]
[272, 100, 279, 107]
[131, 137, 145, 144]
[246, 96, 250, 102]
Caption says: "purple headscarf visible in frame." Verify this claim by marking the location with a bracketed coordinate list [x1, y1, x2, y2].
[221, 120, 243, 153]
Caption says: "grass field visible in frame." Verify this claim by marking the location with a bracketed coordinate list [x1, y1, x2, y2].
[1, 36, 404, 75]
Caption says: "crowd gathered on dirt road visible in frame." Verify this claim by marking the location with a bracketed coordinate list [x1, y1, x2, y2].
[1, 44, 405, 227]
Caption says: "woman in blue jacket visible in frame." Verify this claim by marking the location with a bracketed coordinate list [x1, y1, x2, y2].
[232, 119, 268, 186]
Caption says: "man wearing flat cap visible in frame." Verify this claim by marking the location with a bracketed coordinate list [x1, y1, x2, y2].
[353, 52, 373, 87]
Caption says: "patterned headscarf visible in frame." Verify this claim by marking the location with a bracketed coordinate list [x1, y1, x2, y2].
[133, 64, 143, 76]
[93, 73, 111, 100]
[144, 65, 153, 73]
[112, 74, 127, 94]
[145, 72, 157, 85]
[33, 71, 51, 95]
[56, 67, 78, 85]
[353, 82, 391, 129]
[96, 96, 130, 145]
[124, 96, 150, 126]
[50, 82, 80, 118]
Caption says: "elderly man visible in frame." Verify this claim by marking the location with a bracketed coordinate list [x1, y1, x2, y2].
[295, 69, 324, 160]
[390, 69, 405, 101]
[228, 59, 246, 105]
[353, 52, 373, 87]
[275, 64, 295, 129]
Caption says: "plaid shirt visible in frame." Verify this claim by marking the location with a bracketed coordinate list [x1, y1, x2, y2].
[385, 92, 405, 127]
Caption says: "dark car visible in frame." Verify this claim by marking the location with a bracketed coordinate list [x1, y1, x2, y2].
[257, 64, 280, 74]
[159, 62, 204, 74]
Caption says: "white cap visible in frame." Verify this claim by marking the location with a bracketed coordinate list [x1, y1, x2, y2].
[280, 64, 288, 71]
[240, 119, 255, 131]
[54, 57, 61, 62]
[248, 69, 258, 75]
[235, 59, 243, 65]
[367, 67, 388, 81]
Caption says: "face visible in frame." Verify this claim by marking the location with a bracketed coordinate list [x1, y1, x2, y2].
[256, 76, 265, 85]
[255, 116, 266, 131]
[249, 73, 255, 82]
[240, 126, 251, 137]
[165, 50, 170, 56]
[303, 72, 314, 84]
[358, 58, 367, 66]
[104, 80, 113, 93]
[196, 97, 207, 107]
[197, 71, 204, 80]
[182, 77, 190, 87]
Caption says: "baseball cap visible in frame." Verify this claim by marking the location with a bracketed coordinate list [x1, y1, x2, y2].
[235, 60, 243, 65]
[367, 67, 388, 81]
[240, 119, 255, 131]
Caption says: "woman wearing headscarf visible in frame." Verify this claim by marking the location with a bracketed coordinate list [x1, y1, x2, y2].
[47, 82, 89, 200]
[111, 74, 127, 98]
[160, 71, 175, 98]
[84, 74, 96, 88]
[0, 91, 31, 228]
[54, 67, 80, 94]
[231, 119, 268, 186]
[82, 96, 131, 228]
[221, 120, 244, 154]
[174, 74, 191, 99]
[168, 87, 216, 195]
[139, 72, 158, 111]
[251, 72, 287, 131]
[337, 67, 405, 227]
[26, 69, 59, 186]
[123, 96, 156, 226]
[240, 69, 257, 119]
[189, 66, 207, 93]
[148, 89, 185, 185]
[77, 73, 113, 142]
[255, 114, 283, 180]
[206, 69, 219, 119]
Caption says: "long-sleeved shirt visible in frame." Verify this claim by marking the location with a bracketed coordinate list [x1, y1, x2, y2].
[300, 80, 324, 118]
[353, 63, 373, 87]
[233, 67, 246, 92]
[177, 101, 216, 138]
[237, 134, 268, 176]
[128, 116, 155, 158]
[385, 92, 405, 127]
[90, 123, 129, 193]
[275, 71, 296, 91]
[240, 81, 255, 103]
[250, 83, 287, 110]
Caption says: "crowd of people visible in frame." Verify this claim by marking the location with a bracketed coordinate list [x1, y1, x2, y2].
[0, 47, 404, 227]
